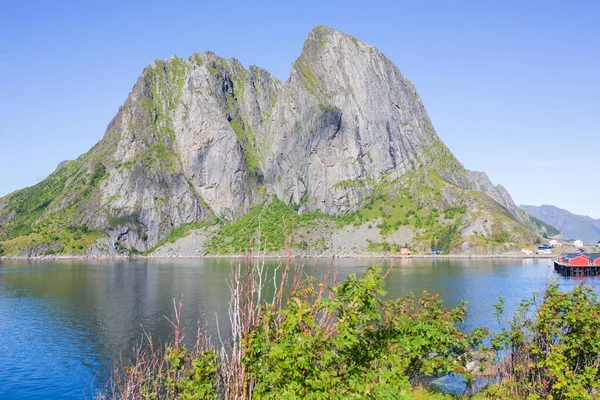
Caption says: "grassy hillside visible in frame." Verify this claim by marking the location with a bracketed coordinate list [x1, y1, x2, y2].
[0, 158, 110, 256]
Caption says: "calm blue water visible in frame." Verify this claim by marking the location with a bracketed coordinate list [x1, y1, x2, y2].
[0, 257, 597, 399]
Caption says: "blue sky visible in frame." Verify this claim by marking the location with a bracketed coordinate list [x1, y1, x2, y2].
[1, 0, 598, 218]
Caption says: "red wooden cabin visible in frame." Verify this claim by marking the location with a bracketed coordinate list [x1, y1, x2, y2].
[569, 254, 590, 266]
[589, 254, 600, 266]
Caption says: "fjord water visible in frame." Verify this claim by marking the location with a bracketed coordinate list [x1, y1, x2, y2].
[0, 257, 596, 399]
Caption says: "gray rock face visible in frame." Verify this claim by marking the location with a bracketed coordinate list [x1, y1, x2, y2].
[162, 27, 452, 219]
[88, 26, 460, 246]
[0, 26, 535, 255]
[150, 226, 217, 257]
[262, 27, 444, 214]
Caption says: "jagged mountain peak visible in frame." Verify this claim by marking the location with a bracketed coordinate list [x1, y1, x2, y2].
[0, 27, 540, 257]
[292, 26, 397, 97]
[301, 26, 375, 55]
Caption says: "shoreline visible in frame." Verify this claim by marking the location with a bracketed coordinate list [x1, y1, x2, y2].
[0, 253, 556, 261]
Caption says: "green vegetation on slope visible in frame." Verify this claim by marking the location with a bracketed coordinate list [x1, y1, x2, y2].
[138, 57, 187, 171]
[197, 176, 471, 255]
[206, 197, 330, 254]
[197, 157, 509, 256]
[0, 159, 110, 256]
[1, 206, 106, 256]
[0, 161, 75, 240]
[529, 215, 561, 237]
[334, 169, 469, 253]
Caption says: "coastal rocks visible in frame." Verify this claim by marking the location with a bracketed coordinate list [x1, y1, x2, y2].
[150, 226, 218, 257]
[465, 351, 498, 377]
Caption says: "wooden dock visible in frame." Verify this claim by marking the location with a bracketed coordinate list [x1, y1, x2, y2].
[554, 262, 600, 277]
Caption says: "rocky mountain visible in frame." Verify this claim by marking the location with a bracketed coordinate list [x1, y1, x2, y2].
[521, 205, 600, 243]
[0, 26, 540, 257]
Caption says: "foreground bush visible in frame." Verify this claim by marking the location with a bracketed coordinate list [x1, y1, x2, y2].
[100, 263, 600, 400]
[488, 283, 600, 399]
[103, 300, 220, 399]
[244, 268, 486, 399]
[100, 265, 485, 399]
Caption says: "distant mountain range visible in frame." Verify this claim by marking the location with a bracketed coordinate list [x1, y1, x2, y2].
[520, 205, 600, 244]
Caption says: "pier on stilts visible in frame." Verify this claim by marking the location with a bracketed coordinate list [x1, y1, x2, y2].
[554, 253, 600, 277]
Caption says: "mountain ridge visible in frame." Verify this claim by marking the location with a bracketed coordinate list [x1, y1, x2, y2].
[0, 26, 540, 257]
[520, 204, 600, 243]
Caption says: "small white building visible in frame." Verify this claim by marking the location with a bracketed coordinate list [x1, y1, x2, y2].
[549, 239, 562, 247]
[574, 239, 584, 249]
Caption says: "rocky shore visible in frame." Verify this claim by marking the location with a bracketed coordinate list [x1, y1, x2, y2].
[0, 252, 555, 261]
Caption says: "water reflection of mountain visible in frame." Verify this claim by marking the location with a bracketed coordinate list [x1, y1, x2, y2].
[1, 258, 557, 346]
[1, 259, 241, 360]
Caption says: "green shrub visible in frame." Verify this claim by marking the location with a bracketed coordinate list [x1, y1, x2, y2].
[163, 347, 219, 399]
[66, 224, 89, 235]
[491, 231, 510, 244]
[443, 205, 467, 220]
[490, 283, 600, 399]
[89, 164, 107, 188]
[436, 224, 458, 253]
[244, 268, 487, 398]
